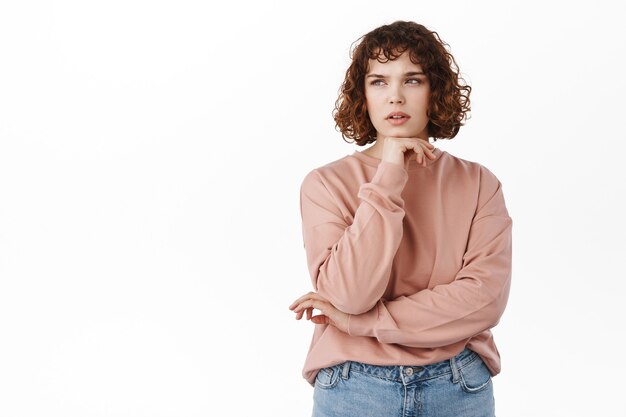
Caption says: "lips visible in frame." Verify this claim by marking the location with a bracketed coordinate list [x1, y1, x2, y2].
[386, 111, 411, 126]
[386, 112, 410, 120]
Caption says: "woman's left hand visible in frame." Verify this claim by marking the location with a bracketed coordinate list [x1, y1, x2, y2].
[289, 291, 350, 334]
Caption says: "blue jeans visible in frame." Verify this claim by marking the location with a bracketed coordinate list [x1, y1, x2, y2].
[312, 347, 495, 417]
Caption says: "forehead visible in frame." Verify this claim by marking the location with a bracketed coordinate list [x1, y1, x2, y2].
[367, 51, 423, 73]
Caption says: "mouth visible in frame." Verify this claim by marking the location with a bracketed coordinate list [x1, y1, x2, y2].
[386, 112, 411, 125]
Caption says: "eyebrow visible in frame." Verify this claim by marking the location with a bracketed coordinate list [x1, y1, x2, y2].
[366, 71, 426, 78]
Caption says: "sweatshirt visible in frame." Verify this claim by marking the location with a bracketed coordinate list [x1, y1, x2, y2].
[298, 147, 513, 387]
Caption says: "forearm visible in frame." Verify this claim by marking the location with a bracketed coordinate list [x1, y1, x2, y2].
[348, 212, 513, 346]
[301, 161, 409, 315]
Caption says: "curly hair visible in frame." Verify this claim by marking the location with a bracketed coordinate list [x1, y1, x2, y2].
[333, 21, 472, 145]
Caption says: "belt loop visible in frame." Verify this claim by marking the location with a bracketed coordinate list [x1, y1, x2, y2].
[341, 361, 351, 380]
[449, 354, 461, 383]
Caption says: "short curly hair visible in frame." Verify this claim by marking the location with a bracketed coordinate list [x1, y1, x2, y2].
[333, 21, 471, 145]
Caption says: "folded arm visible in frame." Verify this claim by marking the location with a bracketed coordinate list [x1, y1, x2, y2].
[347, 170, 513, 347]
[300, 161, 408, 315]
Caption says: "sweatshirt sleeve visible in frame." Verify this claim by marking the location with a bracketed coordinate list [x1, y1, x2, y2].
[347, 166, 513, 347]
[299, 161, 409, 315]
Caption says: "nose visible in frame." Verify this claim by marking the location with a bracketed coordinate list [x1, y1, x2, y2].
[388, 85, 404, 104]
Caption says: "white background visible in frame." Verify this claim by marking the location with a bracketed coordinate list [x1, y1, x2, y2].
[1, 1, 625, 416]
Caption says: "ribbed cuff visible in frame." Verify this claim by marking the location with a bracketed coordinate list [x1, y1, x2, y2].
[347, 304, 379, 337]
[370, 161, 409, 190]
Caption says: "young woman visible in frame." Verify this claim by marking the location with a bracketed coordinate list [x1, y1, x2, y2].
[289, 20, 512, 417]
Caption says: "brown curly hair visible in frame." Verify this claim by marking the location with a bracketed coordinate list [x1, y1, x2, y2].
[333, 21, 472, 145]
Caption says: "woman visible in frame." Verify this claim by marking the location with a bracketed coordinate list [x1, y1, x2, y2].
[289, 20, 512, 417]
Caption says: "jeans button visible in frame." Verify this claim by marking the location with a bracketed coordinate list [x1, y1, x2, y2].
[405, 367, 413, 375]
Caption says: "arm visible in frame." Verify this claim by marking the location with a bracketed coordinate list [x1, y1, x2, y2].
[300, 161, 408, 315]
[347, 167, 513, 347]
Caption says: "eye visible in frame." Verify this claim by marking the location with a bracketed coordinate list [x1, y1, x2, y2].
[406, 78, 423, 85]
[370, 79, 385, 86]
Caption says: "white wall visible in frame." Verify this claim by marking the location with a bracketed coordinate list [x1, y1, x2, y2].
[1, 0, 624, 415]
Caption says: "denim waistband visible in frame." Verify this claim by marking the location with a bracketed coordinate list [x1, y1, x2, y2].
[336, 347, 478, 384]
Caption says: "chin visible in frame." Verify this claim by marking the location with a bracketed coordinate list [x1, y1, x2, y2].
[384, 128, 422, 138]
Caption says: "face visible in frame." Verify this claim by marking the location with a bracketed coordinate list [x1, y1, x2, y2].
[364, 51, 431, 140]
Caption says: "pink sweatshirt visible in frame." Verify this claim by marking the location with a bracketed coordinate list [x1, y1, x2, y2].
[299, 147, 512, 387]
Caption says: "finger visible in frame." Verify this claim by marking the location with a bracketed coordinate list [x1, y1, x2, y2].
[420, 138, 435, 148]
[293, 299, 320, 314]
[413, 148, 423, 164]
[289, 293, 313, 310]
[420, 147, 427, 166]
[295, 304, 316, 320]
[311, 315, 329, 325]
[294, 306, 315, 321]
[293, 293, 330, 312]
[295, 306, 307, 319]
[417, 143, 436, 159]
[292, 291, 326, 308]
[289, 291, 317, 310]
[412, 138, 435, 149]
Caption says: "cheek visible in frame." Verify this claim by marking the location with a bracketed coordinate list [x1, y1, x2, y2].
[413, 91, 430, 111]
[364, 91, 381, 112]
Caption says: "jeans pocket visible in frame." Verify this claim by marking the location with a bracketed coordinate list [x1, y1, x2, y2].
[314, 364, 342, 390]
[458, 355, 493, 394]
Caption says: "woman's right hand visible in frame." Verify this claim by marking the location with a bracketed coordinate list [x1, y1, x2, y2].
[381, 136, 437, 168]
